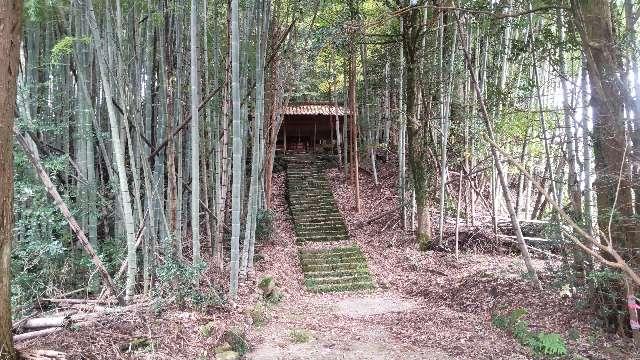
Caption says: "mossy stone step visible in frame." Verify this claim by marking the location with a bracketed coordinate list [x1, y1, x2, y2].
[288, 182, 329, 187]
[289, 193, 335, 202]
[299, 250, 362, 261]
[292, 209, 339, 216]
[304, 274, 372, 287]
[301, 262, 369, 272]
[296, 225, 348, 233]
[296, 231, 348, 240]
[300, 246, 361, 255]
[286, 155, 374, 293]
[294, 219, 344, 226]
[294, 214, 343, 220]
[294, 214, 342, 219]
[297, 234, 350, 242]
[292, 205, 338, 210]
[288, 192, 333, 197]
[290, 202, 336, 208]
[307, 281, 375, 293]
[300, 255, 366, 266]
[303, 268, 370, 279]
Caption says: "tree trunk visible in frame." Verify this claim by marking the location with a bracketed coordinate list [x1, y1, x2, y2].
[230, 0, 242, 299]
[573, 0, 638, 335]
[190, 0, 201, 264]
[347, 11, 361, 212]
[0, 1, 21, 356]
[401, 3, 431, 249]
[85, 0, 138, 302]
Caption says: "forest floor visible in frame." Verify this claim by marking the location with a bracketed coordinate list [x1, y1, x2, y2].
[246, 161, 637, 360]
[15, 160, 638, 359]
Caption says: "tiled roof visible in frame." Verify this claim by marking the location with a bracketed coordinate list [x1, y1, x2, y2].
[282, 103, 350, 116]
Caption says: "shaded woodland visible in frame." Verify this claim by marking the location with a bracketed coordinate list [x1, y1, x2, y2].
[1, 0, 640, 358]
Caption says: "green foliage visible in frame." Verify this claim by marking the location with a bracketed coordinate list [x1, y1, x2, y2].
[50, 36, 91, 64]
[585, 269, 625, 331]
[492, 308, 567, 357]
[154, 259, 222, 310]
[199, 321, 216, 337]
[223, 327, 249, 356]
[258, 276, 282, 304]
[530, 333, 568, 357]
[11, 149, 105, 315]
[289, 329, 311, 343]
[249, 302, 268, 326]
[255, 209, 275, 243]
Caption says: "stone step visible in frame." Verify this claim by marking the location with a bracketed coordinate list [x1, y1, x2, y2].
[296, 224, 347, 233]
[304, 274, 372, 287]
[294, 213, 342, 219]
[293, 212, 342, 218]
[287, 180, 329, 185]
[290, 199, 335, 205]
[287, 174, 326, 178]
[300, 255, 366, 266]
[289, 194, 332, 199]
[292, 205, 337, 210]
[297, 234, 350, 242]
[290, 201, 336, 208]
[303, 268, 369, 279]
[299, 250, 362, 261]
[288, 192, 334, 198]
[296, 229, 348, 238]
[294, 219, 345, 227]
[293, 214, 341, 221]
[307, 281, 375, 293]
[293, 210, 341, 216]
[291, 207, 338, 214]
[300, 246, 361, 255]
[301, 261, 369, 272]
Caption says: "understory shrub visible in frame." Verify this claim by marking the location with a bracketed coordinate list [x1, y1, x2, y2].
[255, 209, 275, 243]
[154, 259, 222, 310]
[492, 308, 567, 357]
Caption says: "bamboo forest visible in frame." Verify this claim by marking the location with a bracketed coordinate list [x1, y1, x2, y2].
[3, 0, 640, 358]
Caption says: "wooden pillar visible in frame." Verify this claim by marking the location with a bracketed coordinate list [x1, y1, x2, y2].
[313, 119, 317, 153]
[283, 124, 287, 154]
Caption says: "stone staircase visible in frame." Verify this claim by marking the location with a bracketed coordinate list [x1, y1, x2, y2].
[285, 154, 374, 293]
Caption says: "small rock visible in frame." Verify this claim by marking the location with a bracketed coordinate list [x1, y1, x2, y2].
[214, 342, 232, 354]
[216, 350, 239, 360]
[258, 276, 276, 296]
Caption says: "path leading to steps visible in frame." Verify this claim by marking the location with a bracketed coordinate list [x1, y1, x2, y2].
[285, 154, 374, 293]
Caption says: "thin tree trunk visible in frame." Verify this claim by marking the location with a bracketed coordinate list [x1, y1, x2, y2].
[230, 0, 242, 299]
[190, 0, 201, 264]
[85, 0, 138, 302]
[348, 16, 361, 213]
[456, 12, 542, 290]
[398, 17, 407, 230]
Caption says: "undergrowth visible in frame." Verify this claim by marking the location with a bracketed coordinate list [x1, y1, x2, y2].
[492, 307, 567, 357]
[153, 259, 222, 311]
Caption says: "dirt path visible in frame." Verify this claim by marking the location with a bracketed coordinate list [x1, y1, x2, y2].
[247, 291, 459, 360]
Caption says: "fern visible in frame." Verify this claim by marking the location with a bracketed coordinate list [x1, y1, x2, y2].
[492, 308, 568, 357]
[533, 333, 567, 356]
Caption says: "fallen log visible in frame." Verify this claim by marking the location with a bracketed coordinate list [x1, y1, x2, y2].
[14, 327, 63, 342]
[18, 349, 67, 360]
[498, 235, 562, 258]
[42, 298, 117, 305]
[22, 317, 69, 329]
